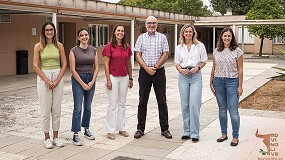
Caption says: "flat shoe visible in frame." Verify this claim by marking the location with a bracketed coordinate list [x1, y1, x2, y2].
[119, 131, 129, 137]
[181, 135, 191, 140]
[192, 138, 199, 143]
[230, 139, 239, 146]
[107, 133, 115, 140]
[217, 136, 228, 142]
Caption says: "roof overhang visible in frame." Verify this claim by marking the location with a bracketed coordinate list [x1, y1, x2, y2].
[194, 19, 285, 26]
[0, 0, 195, 25]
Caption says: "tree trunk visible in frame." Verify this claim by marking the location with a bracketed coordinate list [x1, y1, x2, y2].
[259, 37, 264, 57]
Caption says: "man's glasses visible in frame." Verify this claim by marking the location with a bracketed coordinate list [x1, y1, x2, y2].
[146, 22, 157, 25]
[45, 28, 54, 32]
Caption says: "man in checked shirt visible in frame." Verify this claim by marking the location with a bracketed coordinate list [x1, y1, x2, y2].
[134, 16, 172, 139]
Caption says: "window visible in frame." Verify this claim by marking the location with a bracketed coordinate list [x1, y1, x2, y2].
[273, 36, 284, 44]
[0, 15, 11, 23]
[238, 27, 254, 44]
[89, 24, 109, 47]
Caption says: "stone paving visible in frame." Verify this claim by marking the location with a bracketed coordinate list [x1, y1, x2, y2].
[0, 56, 284, 160]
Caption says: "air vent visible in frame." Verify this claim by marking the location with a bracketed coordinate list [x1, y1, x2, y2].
[0, 15, 11, 23]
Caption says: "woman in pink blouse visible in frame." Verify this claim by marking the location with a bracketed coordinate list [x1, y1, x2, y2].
[102, 24, 133, 140]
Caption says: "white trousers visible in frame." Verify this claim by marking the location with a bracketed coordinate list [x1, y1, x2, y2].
[37, 68, 63, 133]
[106, 75, 129, 133]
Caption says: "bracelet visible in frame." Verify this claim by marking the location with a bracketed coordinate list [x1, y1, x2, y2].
[198, 66, 201, 70]
[129, 78, 133, 81]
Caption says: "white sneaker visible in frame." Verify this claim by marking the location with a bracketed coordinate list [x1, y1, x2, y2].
[44, 139, 53, 149]
[53, 138, 64, 147]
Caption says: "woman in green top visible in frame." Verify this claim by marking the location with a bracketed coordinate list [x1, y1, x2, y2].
[33, 22, 67, 149]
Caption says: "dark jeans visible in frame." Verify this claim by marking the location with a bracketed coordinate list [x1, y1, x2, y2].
[137, 67, 169, 132]
[71, 73, 95, 132]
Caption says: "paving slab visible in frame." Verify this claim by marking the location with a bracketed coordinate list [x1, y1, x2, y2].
[117, 144, 172, 158]
[0, 138, 42, 154]
[65, 147, 112, 160]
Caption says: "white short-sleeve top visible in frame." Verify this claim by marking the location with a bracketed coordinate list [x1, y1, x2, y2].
[174, 42, 208, 68]
[213, 47, 243, 78]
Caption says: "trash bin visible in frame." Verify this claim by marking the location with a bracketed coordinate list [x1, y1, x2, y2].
[16, 50, 28, 75]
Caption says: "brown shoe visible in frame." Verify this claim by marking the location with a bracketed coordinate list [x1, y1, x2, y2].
[134, 130, 144, 139]
[107, 133, 115, 140]
[119, 131, 129, 137]
[161, 130, 172, 139]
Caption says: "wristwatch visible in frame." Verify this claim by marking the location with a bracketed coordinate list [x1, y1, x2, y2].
[129, 77, 133, 81]
[198, 66, 201, 70]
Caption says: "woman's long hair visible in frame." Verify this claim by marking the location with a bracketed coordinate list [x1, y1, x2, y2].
[39, 22, 59, 51]
[110, 24, 127, 50]
[179, 24, 199, 46]
[216, 27, 238, 51]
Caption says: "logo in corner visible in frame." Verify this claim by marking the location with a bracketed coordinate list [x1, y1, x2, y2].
[255, 129, 281, 159]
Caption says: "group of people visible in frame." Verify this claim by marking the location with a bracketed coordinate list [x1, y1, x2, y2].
[33, 15, 243, 149]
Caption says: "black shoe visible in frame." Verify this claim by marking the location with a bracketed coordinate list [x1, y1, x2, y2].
[230, 139, 239, 146]
[73, 133, 83, 146]
[192, 138, 199, 143]
[84, 129, 95, 140]
[181, 135, 191, 140]
[217, 135, 228, 142]
[161, 130, 172, 139]
[134, 130, 144, 139]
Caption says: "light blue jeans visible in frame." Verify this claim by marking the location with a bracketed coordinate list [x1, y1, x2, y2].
[178, 71, 202, 139]
[213, 77, 240, 138]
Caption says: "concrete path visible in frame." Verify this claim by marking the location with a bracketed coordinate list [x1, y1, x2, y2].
[0, 56, 284, 160]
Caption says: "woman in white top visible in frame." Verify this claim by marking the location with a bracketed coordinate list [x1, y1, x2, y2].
[210, 27, 243, 147]
[174, 24, 208, 142]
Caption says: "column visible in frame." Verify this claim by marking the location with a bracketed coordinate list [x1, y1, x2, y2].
[174, 24, 178, 54]
[131, 19, 135, 68]
[52, 12, 57, 29]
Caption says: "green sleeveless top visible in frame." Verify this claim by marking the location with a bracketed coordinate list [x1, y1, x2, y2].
[40, 44, 60, 70]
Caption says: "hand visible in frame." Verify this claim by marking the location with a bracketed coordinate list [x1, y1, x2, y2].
[106, 80, 112, 90]
[45, 80, 54, 89]
[82, 83, 90, 91]
[88, 81, 94, 88]
[128, 80, 133, 89]
[189, 67, 199, 74]
[146, 67, 156, 75]
[210, 83, 216, 96]
[50, 79, 60, 89]
[180, 69, 190, 76]
[237, 87, 243, 97]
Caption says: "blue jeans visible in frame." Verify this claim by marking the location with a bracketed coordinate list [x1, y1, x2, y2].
[71, 73, 95, 132]
[178, 71, 202, 139]
[213, 77, 240, 138]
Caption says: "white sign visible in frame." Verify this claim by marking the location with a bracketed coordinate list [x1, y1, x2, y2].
[32, 28, 36, 36]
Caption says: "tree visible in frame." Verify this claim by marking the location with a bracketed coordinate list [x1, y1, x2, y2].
[246, 0, 285, 56]
[179, 0, 211, 16]
[118, 0, 211, 16]
[210, 0, 253, 15]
